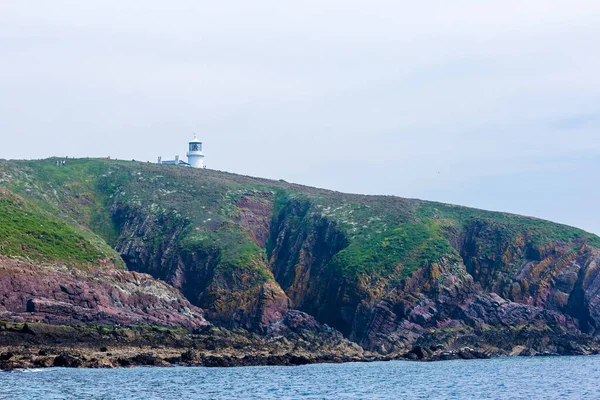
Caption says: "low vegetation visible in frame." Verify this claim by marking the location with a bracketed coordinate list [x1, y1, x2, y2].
[1, 157, 599, 287]
[0, 188, 105, 264]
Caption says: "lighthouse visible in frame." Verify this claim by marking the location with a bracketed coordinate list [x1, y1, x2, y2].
[186, 134, 205, 168]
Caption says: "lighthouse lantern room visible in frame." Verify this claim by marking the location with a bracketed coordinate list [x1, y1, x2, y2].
[186, 134, 205, 168]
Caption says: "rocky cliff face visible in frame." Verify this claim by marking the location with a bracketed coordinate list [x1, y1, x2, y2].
[268, 199, 351, 331]
[458, 220, 600, 336]
[266, 203, 600, 355]
[2, 158, 600, 362]
[110, 195, 290, 331]
[0, 256, 207, 328]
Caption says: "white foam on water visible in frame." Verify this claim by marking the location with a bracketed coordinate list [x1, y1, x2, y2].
[11, 368, 51, 373]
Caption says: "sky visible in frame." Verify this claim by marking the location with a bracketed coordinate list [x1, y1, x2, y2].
[1, 1, 599, 234]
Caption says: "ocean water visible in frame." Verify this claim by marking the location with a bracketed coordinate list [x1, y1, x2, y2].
[1, 356, 600, 399]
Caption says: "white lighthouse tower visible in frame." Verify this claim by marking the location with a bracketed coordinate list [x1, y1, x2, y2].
[186, 134, 205, 168]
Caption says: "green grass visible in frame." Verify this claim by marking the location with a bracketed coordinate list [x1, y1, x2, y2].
[0, 190, 105, 264]
[330, 220, 457, 281]
[417, 201, 600, 248]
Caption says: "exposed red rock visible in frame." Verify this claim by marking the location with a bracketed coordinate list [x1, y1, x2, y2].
[0, 256, 207, 329]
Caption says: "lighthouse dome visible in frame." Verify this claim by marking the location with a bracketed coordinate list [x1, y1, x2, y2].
[189, 134, 202, 143]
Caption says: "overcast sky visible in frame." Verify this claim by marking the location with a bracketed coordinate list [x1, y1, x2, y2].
[1, 1, 599, 234]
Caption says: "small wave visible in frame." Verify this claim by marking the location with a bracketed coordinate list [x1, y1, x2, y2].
[10, 368, 51, 373]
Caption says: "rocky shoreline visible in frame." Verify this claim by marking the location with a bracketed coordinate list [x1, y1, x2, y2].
[2, 321, 599, 371]
[0, 345, 368, 370]
[0, 320, 368, 371]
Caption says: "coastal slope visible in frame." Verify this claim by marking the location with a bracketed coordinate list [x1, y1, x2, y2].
[1, 158, 599, 365]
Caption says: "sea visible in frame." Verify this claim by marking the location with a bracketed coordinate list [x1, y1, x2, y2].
[1, 356, 599, 399]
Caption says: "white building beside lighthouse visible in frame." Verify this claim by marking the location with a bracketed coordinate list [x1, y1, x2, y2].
[186, 135, 205, 168]
[157, 135, 206, 168]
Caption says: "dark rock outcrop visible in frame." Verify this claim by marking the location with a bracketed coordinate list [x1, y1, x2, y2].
[0, 319, 367, 370]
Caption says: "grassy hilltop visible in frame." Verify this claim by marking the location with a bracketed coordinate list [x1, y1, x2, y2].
[1, 158, 596, 269]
